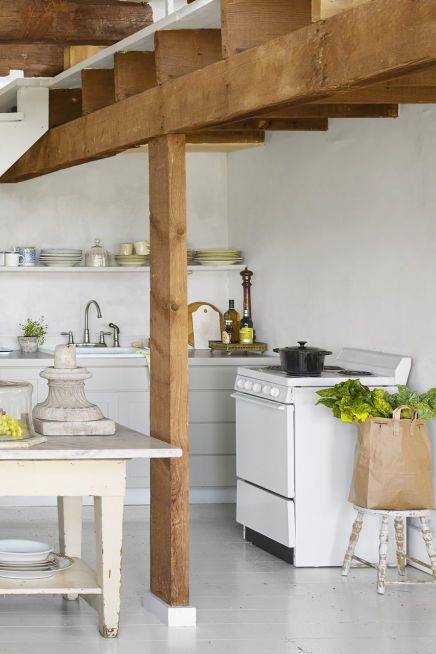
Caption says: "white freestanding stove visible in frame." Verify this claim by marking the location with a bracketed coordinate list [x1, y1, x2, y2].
[233, 348, 412, 567]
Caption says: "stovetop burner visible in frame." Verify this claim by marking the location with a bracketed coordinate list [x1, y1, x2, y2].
[264, 365, 373, 377]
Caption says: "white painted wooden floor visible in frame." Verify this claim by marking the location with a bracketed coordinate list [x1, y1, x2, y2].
[0, 504, 434, 653]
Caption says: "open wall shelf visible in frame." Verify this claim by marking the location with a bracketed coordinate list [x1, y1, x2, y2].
[0, 265, 246, 273]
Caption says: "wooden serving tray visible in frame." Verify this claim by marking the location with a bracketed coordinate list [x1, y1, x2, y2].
[209, 341, 268, 355]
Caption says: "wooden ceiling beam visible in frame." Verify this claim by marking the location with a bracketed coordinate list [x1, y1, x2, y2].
[4, 0, 436, 182]
[0, 43, 64, 77]
[154, 30, 222, 84]
[244, 104, 399, 119]
[314, 87, 436, 104]
[64, 45, 105, 70]
[49, 89, 83, 128]
[114, 52, 157, 101]
[81, 69, 115, 115]
[0, 0, 153, 45]
[212, 118, 329, 131]
[311, 0, 369, 21]
[221, 0, 312, 57]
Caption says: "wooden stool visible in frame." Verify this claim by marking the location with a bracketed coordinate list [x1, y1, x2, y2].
[342, 505, 436, 594]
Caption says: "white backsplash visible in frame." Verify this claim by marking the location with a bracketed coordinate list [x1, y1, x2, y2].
[0, 151, 234, 349]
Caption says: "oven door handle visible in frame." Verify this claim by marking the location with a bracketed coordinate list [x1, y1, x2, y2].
[231, 392, 286, 411]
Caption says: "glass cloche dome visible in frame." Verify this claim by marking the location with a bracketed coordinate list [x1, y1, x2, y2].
[0, 381, 35, 441]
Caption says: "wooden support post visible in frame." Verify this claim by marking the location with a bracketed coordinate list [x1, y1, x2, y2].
[154, 30, 222, 84]
[221, 0, 312, 57]
[81, 69, 115, 115]
[114, 52, 157, 101]
[149, 134, 189, 607]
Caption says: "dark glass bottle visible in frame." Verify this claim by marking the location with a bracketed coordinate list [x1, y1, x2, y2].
[223, 300, 240, 343]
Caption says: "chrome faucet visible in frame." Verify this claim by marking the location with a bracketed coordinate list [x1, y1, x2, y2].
[83, 300, 102, 345]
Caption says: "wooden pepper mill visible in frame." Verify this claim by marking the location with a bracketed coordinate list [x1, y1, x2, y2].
[240, 267, 253, 316]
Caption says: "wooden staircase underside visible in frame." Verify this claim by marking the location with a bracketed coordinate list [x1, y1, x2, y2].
[2, 0, 436, 182]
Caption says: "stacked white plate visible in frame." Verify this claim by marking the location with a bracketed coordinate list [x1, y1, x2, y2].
[39, 249, 83, 267]
[193, 248, 244, 266]
[0, 540, 72, 579]
[114, 254, 149, 267]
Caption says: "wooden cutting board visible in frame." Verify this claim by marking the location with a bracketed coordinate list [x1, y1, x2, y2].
[188, 302, 224, 348]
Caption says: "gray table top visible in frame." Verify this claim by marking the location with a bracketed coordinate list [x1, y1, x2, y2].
[0, 425, 182, 460]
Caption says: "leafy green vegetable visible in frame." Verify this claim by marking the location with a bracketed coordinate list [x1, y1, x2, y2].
[316, 380, 436, 424]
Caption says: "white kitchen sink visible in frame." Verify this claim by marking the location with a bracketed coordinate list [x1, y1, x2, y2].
[40, 346, 143, 358]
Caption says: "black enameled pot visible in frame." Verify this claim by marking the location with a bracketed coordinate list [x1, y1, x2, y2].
[273, 341, 332, 377]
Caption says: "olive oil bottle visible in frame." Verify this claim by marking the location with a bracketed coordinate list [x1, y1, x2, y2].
[223, 300, 240, 342]
[239, 309, 254, 344]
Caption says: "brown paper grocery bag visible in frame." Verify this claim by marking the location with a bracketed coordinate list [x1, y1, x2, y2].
[349, 406, 435, 510]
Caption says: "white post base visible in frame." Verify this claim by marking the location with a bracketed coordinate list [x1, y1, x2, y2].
[144, 592, 196, 626]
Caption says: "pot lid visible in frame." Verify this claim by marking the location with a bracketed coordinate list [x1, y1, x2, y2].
[278, 341, 332, 354]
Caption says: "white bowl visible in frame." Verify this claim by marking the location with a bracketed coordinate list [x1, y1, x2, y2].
[0, 539, 52, 563]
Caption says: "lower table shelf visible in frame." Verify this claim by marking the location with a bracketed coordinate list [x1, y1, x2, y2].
[0, 558, 101, 595]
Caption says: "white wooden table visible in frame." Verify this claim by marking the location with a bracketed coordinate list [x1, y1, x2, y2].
[0, 426, 182, 637]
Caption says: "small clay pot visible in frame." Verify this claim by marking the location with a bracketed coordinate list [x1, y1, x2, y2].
[18, 336, 39, 353]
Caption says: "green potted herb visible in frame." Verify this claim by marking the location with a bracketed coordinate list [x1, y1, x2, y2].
[18, 317, 47, 353]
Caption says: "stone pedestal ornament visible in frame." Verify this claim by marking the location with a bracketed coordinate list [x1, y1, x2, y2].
[33, 345, 116, 436]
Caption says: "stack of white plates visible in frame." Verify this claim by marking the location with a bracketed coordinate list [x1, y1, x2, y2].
[0, 540, 72, 579]
[114, 254, 149, 267]
[194, 248, 244, 266]
[187, 250, 196, 265]
[39, 249, 83, 267]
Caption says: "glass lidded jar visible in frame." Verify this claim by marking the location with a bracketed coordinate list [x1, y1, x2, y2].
[0, 381, 35, 441]
[85, 238, 111, 267]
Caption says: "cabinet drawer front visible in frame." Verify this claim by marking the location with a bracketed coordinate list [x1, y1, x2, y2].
[189, 390, 235, 423]
[189, 367, 238, 390]
[190, 454, 235, 487]
[237, 480, 295, 547]
[190, 423, 235, 455]
[84, 366, 149, 391]
[235, 394, 294, 498]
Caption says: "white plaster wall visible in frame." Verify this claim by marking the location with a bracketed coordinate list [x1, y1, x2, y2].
[0, 151, 229, 348]
[227, 104, 436, 393]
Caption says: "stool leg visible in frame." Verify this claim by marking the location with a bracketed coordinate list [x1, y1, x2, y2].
[419, 516, 436, 578]
[394, 516, 406, 576]
[377, 515, 389, 595]
[342, 510, 364, 576]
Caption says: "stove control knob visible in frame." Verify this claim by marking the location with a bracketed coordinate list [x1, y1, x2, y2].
[237, 379, 245, 389]
[262, 385, 271, 395]
[253, 383, 262, 393]
[244, 380, 253, 390]
[270, 387, 280, 398]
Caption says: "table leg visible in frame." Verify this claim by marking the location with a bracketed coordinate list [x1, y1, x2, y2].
[94, 495, 124, 638]
[58, 496, 82, 600]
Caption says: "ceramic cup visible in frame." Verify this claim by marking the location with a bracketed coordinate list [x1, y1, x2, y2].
[119, 243, 134, 255]
[18, 246, 37, 266]
[134, 240, 150, 255]
[4, 251, 23, 267]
